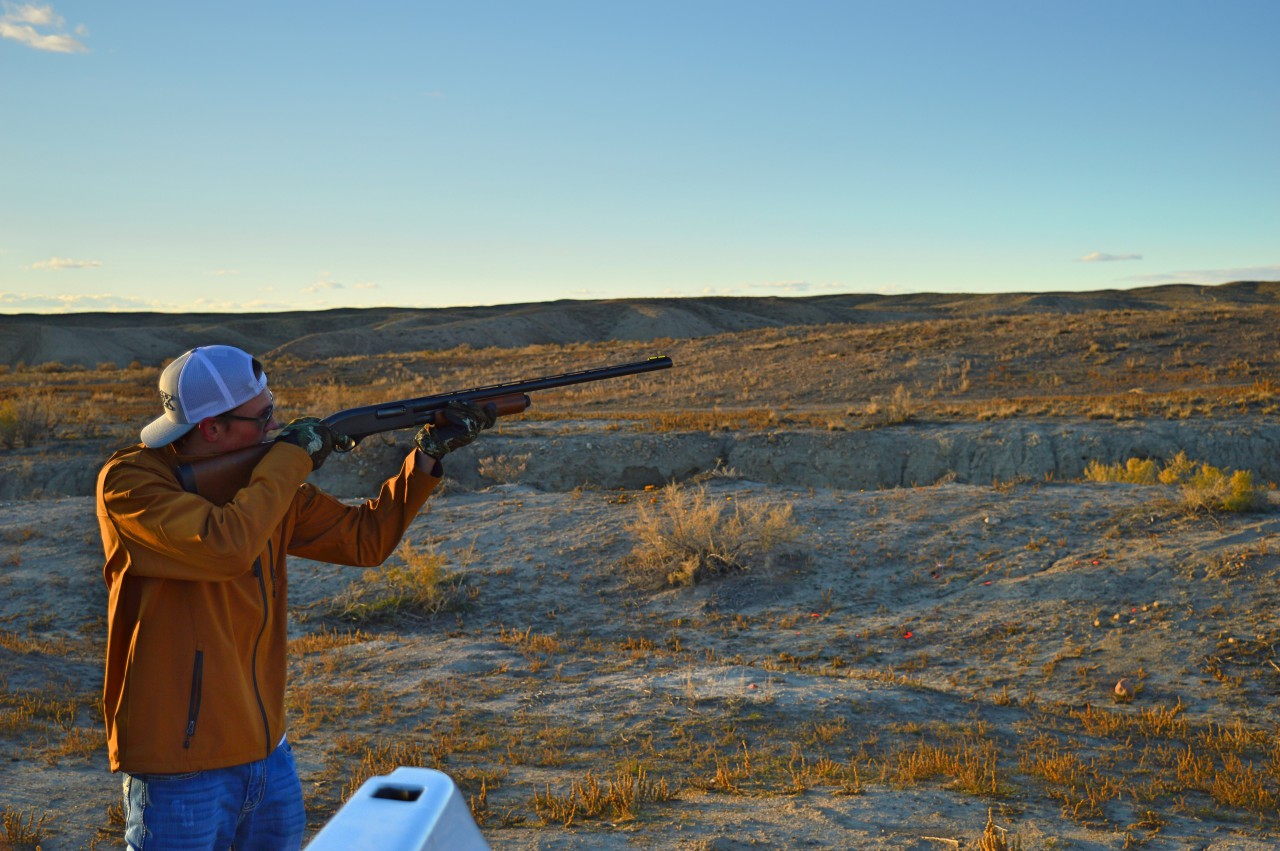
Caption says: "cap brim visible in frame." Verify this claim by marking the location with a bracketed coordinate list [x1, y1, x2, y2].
[140, 415, 197, 449]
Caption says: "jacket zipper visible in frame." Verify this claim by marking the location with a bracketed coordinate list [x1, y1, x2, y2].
[267, 539, 277, 599]
[251, 555, 272, 759]
[183, 650, 204, 749]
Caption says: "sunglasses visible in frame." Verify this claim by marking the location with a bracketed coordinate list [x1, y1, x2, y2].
[222, 393, 275, 430]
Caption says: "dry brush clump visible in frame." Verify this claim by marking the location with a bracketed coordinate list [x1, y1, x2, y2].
[0, 395, 56, 449]
[976, 808, 1023, 851]
[477, 452, 531, 484]
[1, 805, 51, 849]
[626, 483, 801, 587]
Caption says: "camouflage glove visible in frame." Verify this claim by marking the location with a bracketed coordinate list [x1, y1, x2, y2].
[274, 417, 354, 471]
[414, 401, 496, 460]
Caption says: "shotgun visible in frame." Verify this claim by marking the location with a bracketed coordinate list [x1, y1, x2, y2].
[175, 355, 673, 505]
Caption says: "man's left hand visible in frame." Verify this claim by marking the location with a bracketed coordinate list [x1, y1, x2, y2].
[414, 401, 497, 460]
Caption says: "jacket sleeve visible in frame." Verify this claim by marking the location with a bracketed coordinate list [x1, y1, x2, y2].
[98, 443, 315, 581]
[285, 450, 441, 566]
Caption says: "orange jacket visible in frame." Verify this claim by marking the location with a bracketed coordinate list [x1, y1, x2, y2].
[96, 441, 439, 774]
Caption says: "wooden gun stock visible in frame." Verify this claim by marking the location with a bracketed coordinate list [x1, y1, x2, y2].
[173, 356, 672, 505]
[175, 443, 274, 507]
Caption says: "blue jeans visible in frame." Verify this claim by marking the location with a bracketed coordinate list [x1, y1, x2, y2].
[122, 739, 305, 851]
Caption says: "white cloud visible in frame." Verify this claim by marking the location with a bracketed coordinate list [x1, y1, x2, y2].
[0, 291, 315, 314]
[740, 280, 847, 295]
[1122, 264, 1280, 286]
[353, 282, 378, 290]
[302, 278, 344, 294]
[28, 256, 102, 270]
[0, 2, 88, 53]
[209, 269, 241, 277]
[189, 297, 301, 312]
[0, 292, 156, 312]
[1080, 252, 1143, 263]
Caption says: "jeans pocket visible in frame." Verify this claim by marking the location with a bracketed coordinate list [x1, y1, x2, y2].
[125, 768, 237, 850]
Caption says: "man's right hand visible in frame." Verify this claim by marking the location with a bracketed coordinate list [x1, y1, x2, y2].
[274, 417, 353, 470]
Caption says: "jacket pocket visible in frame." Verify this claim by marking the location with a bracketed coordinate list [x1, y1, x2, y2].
[182, 650, 204, 749]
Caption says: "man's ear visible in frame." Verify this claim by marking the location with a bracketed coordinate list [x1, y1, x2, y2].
[193, 417, 224, 442]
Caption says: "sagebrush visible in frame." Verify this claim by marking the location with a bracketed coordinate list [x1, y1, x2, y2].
[331, 540, 467, 620]
[627, 483, 800, 586]
[0, 396, 56, 449]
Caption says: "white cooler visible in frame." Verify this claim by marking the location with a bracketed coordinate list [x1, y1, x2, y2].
[305, 766, 490, 851]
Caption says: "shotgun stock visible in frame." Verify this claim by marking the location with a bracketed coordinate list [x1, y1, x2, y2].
[175, 355, 673, 505]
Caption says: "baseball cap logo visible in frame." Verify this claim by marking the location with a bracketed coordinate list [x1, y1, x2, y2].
[160, 390, 177, 412]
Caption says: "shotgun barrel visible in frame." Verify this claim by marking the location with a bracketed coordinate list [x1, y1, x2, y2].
[325, 355, 673, 444]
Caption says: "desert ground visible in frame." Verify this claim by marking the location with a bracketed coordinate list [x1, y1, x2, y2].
[3, 284, 1280, 849]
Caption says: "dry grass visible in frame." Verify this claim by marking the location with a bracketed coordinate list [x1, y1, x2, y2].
[884, 730, 1003, 796]
[531, 768, 675, 827]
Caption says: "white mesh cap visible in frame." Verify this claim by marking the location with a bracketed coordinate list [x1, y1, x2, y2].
[140, 346, 269, 448]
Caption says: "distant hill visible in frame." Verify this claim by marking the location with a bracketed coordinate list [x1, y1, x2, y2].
[2, 281, 1278, 367]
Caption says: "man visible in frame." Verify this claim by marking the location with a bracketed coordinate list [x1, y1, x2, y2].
[96, 345, 493, 850]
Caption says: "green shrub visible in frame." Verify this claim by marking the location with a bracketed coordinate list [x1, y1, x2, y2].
[1156, 450, 1198, 485]
[1084, 451, 1260, 513]
[1084, 457, 1158, 484]
[1181, 465, 1258, 513]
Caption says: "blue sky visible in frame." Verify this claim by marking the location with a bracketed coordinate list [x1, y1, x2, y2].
[2, 1, 1277, 314]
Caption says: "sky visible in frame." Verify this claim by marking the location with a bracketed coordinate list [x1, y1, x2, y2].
[1, 1, 1277, 314]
